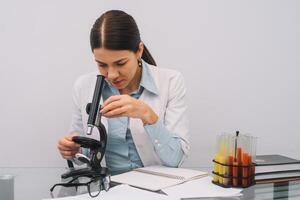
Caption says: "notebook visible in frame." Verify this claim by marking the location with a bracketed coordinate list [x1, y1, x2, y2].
[254, 154, 300, 174]
[111, 166, 208, 191]
[255, 170, 300, 182]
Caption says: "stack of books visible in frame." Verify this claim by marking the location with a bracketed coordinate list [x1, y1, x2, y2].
[254, 154, 300, 184]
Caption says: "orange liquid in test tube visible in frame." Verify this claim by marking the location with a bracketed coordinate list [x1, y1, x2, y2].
[237, 147, 242, 185]
[227, 155, 233, 185]
[232, 160, 238, 186]
[248, 155, 254, 185]
[242, 153, 249, 187]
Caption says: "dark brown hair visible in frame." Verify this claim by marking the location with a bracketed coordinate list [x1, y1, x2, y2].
[90, 10, 156, 66]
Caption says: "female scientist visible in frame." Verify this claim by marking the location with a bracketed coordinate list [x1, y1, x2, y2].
[57, 10, 190, 175]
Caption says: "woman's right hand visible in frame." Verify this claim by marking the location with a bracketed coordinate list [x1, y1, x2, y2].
[57, 132, 81, 160]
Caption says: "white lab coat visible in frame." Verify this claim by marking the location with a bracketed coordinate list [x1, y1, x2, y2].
[70, 64, 190, 166]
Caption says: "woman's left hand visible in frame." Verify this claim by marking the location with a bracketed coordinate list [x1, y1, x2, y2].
[100, 95, 158, 125]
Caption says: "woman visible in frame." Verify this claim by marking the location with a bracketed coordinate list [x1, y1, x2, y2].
[58, 10, 190, 175]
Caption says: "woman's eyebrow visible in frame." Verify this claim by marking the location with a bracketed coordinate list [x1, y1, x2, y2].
[115, 58, 128, 63]
[95, 58, 128, 64]
[95, 60, 106, 64]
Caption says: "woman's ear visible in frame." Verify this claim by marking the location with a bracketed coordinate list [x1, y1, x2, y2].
[136, 42, 144, 59]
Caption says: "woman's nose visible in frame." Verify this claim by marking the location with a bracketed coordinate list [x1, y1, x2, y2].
[107, 67, 119, 81]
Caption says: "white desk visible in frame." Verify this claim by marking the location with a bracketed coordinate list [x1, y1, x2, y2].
[1, 167, 300, 200]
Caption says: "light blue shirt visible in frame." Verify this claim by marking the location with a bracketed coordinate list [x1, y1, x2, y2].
[102, 61, 183, 175]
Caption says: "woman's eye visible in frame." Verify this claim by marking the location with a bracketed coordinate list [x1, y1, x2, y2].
[97, 64, 107, 68]
[116, 62, 127, 66]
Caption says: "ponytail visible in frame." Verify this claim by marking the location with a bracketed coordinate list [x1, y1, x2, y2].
[142, 44, 156, 66]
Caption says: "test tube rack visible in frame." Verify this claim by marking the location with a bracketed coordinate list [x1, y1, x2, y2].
[212, 131, 257, 188]
[212, 159, 255, 188]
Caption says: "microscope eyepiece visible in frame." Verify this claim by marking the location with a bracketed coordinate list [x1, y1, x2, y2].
[86, 75, 105, 135]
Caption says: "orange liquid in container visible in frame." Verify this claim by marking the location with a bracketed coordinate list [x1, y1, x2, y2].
[237, 147, 242, 185]
[242, 153, 249, 187]
[232, 160, 239, 186]
[227, 155, 233, 185]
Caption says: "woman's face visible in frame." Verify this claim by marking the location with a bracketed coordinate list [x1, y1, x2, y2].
[93, 46, 143, 93]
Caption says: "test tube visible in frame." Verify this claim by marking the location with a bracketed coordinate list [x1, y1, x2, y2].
[218, 134, 226, 184]
[220, 133, 229, 186]
[213, 134, 221, 183]
[249, 135, 257, 185]
[232, 131, 241, 186]
[227, 134, 234, 186]
[241, 134, 250, 187]
[223, 134, 231, 186]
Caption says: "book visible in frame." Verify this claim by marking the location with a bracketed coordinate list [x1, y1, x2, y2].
[255, 171, 300, 184]
[110, 166, 208, 191]
[254, 154, 300, 174]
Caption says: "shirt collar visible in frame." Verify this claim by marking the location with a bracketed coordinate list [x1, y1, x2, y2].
[139, 60, 159, 95]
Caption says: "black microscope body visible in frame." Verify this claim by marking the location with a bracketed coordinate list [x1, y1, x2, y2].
[51, 75, 110, 197]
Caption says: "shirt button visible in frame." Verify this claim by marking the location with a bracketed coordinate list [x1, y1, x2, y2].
[154, 139, 158, 143]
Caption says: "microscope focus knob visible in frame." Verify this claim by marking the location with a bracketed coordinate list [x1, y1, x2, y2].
[97, 152, 101, 160]
[86, 103, 91, 114]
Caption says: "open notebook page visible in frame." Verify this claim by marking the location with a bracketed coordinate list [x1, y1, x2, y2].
[111, 166, 208, 191]
[134, 166, 208, 180]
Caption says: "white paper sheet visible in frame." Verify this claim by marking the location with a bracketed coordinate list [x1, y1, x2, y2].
[43, 184, 176, 200]
[111, 166, 208, 191]
[162, 176, 242, 198]
[111, 170, 182, 191]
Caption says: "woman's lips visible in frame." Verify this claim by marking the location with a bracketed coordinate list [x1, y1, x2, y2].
[112, 79, 124, 86]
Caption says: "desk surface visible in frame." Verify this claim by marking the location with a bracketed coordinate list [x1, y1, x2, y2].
[1, 167, 300, 200]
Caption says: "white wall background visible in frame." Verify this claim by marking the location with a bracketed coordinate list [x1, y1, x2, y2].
[0, 0, 299, 168]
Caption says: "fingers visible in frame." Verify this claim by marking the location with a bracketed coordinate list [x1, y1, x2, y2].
[59, 149, 79, 160]
[57, 143, 79, 151]
[58, 138, 80, 149]
[101, 99, 124, 114]
[102, 106, 127, 118]
[102, 95, 122, 107]
[58, 144, 80, 160]
[100, 94, 145, 119]
[57, 135, 81, 160]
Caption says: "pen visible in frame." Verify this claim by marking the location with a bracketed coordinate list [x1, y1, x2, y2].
[232, 131, 239, 186]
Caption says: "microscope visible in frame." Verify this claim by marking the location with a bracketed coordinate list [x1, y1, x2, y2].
[50, 75, 110, 197]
